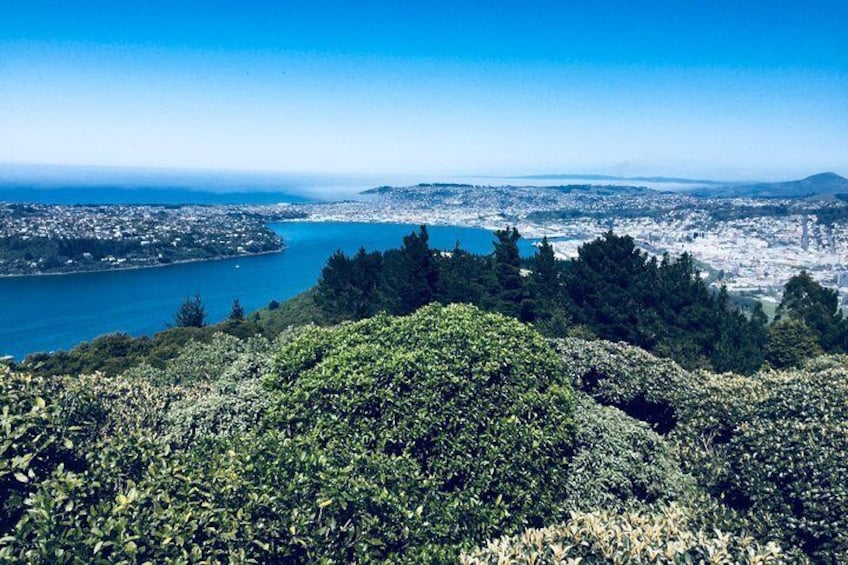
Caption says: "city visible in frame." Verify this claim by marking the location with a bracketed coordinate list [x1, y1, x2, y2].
[286, 182, 848, 308]
[0, 203, 286, 275]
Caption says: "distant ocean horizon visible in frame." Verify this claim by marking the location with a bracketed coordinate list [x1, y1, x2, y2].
[0, 163, 722, 206]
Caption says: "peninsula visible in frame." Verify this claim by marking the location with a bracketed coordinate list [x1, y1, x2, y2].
[0, 203, 303, 276]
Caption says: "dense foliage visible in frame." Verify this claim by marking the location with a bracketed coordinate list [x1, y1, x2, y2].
[20, 319, 264, 377]
[5, 274, 845, 563]
[4, 305, 718, 563]
[555, 337, 848, 563]
[676, 364, 848, 562]
[314, 227, 767, 374]
[461, 504, 790, 564]
[774, 270, 847, 352]
[266, 304, 579, 555]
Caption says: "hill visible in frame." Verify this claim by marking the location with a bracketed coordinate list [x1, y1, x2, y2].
[359, 182, 651, 198]
[690, 172, 848, 198]
[506, 173, 726, 185]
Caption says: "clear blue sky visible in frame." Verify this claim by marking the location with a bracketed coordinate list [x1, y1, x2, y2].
[1, 0, 846, 180]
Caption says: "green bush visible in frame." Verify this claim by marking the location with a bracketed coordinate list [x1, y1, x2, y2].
[552, 337, 690, 433]
[5, 305, 574, 562]
[565, 394, 695, 512]
[267, 303, 577, 556]
[663, 363, 848, 562]
[1, 368, 198, 543]
[9, 306, 846, 563]
[554, 338, 848, 562]
[460, 504, 792, 564]
[163, 378, 271, 447]
[0, 370, 75, 534]
[125, 332, 273, 386]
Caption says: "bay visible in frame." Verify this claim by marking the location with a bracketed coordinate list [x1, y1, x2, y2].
[0, 221, 534, 360]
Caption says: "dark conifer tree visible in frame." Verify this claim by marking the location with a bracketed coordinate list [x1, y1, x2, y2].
[531, 236, 560, 300]
[174, 294, 207, 328]
[565, 231, 650, 345]
[493, 227, 527, 319]
[315, 250, 357, 322]
[349, 247, 384, 317]
[380, 226, 438, 315]
[528, 237, 572, 334]
[229, 298, 245, 321]
[436, 243, 493, 307]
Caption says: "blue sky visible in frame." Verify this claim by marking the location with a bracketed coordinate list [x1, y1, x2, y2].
[1, 1, 846, 180]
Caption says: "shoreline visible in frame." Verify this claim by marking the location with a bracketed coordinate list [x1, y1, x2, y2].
[0, 247, 286, 279]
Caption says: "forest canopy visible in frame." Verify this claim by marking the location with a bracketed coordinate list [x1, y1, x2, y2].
[314, 227, 768, 374]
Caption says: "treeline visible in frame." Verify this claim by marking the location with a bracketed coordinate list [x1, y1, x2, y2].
[314, 226, 848, 374]
[21, 227, 846, 378]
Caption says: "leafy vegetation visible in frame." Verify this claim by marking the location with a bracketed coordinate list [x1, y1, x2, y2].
[461, 504, 790, 564]
[765, 318, 823, 368]
[20, 318, 264, 378]
[6, 305, 776, 563]
[5, 226, 846, 563]
[314, 227, 767, 374]
[677, 365, 848, 562]
[556, 337, 848, 563]
[774, 270, 846, 352]
[266, 304, 579, 556]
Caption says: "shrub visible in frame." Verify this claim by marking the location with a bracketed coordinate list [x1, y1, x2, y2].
[460, 504, 792, 564]
[552, 337, 690, 433]
[126, 333, 273, 386]
[565, 394, 695, 511]
[667, 365, 848, 561]
[555, 338, 848, 561]
[716, 367, 848, 561]
[267, 303, 577, 556]
[163, 378, 271, 447]
[0, 370, 75, 534]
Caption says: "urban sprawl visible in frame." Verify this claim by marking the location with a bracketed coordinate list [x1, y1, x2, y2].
[3, 184, 847, 310]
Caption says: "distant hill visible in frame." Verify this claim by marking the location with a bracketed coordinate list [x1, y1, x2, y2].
[690, 172, 848, 199]
[506, 173, 726, 185]
[360, 182, 650, 196]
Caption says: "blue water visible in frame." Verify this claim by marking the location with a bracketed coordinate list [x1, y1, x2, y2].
[0, 222, 534, 360]
[0, 186, 312, 205]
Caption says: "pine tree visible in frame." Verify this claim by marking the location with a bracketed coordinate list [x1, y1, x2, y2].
[528, 236, 571, 335]
[380, 226, 438, 315]
[315, 250, 357, 322]
[531, 236, 559, 300]
[766, 318, 822, 368]
[229, 298, 245, 321]
[493, 227, 526, 319]
[174, 294, 207, 328]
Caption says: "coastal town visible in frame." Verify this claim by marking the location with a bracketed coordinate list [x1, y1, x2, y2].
[3, 183, 848, 310]
[0, 203, 286, 275]
[285, 182, 848, 307]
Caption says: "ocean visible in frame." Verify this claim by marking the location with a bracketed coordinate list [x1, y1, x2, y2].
[0, 221, 535, 360]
